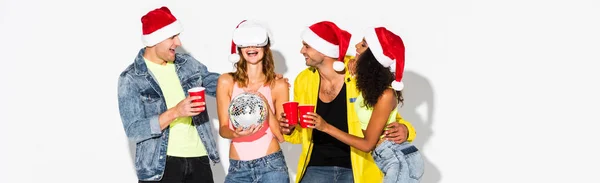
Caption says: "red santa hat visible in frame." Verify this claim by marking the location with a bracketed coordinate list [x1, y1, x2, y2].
[141, 6, 183, 47]
[301, 21, 351, 72]
[228, 20, 272, 63]
[364, 27, 406, 91]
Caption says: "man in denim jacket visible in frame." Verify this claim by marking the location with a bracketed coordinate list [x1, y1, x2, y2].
[118, 7, 220, 182]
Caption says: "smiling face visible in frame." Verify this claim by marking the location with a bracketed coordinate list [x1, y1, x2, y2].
[144, 34, 181, 63]
[355, 38, 369, 59]
[300, 41, 326, 67]
[155, 34, 182, 62]
[241, 46, 265, 64]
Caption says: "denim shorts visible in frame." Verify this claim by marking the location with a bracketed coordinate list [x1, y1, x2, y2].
[372, 141, 424, 183]
[225, 150, 290, 183]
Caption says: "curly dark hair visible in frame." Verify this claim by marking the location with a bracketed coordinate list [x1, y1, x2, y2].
[229, 41, 276, 88]
[355, 48, 404, 108]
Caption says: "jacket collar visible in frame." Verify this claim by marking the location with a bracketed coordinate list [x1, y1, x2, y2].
[133, 48, 188, 75]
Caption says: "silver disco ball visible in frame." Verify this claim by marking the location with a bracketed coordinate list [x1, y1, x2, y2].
[228, 92, 268, 130]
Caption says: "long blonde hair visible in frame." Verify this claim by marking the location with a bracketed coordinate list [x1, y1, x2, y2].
[229, 41, 276, 88]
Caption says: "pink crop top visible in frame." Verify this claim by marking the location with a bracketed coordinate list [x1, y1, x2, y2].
[228, 83, 275, 160]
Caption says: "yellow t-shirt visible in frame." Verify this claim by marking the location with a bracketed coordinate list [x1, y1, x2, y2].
[144, 58, 207, 157]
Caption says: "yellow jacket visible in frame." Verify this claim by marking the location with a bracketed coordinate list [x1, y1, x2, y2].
[285, 56, 416, 183]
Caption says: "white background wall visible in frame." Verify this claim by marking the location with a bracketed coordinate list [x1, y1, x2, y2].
[1, 0, 599, 182]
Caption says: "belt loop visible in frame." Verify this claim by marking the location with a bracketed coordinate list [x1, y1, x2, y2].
[372, 148, 379, 157]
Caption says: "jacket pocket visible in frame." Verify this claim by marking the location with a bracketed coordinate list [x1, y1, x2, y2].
[135, 138, 161, 172]
[140, 89, 161, 103]
[182, 73, 202, 90]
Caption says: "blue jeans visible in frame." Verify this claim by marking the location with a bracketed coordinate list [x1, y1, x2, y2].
[372, 141, 424, 183]
[225, 150, 290, 183]
[300, 166, 353, 183]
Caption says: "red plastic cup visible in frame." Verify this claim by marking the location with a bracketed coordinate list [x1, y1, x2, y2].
[298, 105, 315, 128]
[188, 87, 206, 107]
[283, 102, 299, 126]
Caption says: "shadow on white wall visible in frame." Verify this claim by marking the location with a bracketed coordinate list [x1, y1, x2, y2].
[123, 49, 441, 183]
[400, 71, 441, 183]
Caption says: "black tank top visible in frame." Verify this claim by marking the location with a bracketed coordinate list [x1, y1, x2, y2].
[307, 83, 352, 168]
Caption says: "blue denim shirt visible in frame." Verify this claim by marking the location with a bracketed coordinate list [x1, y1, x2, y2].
[118, 48, 221, 181]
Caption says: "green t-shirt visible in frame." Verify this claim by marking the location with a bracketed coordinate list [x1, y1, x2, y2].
[144, 58, 207, 157]
[354, 92, 397, 138]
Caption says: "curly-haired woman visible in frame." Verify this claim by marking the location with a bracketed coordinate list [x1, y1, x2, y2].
[304, 27, 424, 183]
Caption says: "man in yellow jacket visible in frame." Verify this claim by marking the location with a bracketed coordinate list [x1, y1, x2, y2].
[279, 21, 417, 183]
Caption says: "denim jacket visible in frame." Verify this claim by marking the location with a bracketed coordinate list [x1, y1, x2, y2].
[118, 48, 221, 181]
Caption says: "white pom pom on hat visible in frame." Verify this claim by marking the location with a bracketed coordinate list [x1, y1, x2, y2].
[363, 27, 406, 91]
[333, 61, 345, 72]
[228, 53, 240, 63]
[300, 21, 352, 72]
[391, 80, 404, 91]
